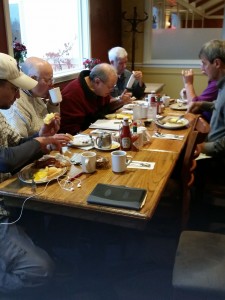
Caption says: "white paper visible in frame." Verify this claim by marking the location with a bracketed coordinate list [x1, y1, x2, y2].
[153, 133, 184, 140]
[89, 119, 122, 131]
[127, 161, 155, 170]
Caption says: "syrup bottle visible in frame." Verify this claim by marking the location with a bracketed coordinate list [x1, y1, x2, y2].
[120, 117, 131, 150]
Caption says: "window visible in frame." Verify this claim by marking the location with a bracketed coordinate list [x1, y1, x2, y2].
[143, 0, 224, 67]
[4, 0, 90, 81]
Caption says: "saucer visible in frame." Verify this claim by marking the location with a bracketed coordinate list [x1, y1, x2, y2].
[94, 141, 120, 151]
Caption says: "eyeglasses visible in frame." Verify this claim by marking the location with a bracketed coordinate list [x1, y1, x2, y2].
[98, 78, 115, 90]
[36, 76, 55, 85]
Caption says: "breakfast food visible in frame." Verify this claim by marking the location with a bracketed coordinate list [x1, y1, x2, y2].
[168, 117, 184, 124]
[105, 113, 132, 120]
[33, 166, 62, 181]
[43, 113, 55, 125]
[34, 157, 62, 168]
[65, 133, 74, 141]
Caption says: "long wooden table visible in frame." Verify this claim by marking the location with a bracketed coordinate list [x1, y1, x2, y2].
[0, 112, 192, 230]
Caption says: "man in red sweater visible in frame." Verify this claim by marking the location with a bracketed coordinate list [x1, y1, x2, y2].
[60, 63, 131, 135]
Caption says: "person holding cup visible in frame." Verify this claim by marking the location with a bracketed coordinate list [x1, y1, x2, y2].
[0, 57, 60, 137]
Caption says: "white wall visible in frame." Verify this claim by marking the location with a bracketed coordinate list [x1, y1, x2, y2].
[152, 28, 222, 60]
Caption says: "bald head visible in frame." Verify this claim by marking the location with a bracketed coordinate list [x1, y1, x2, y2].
[21, 57, 53, 78]
[89, 63, 117, 83]
[20, 57, 54, 97]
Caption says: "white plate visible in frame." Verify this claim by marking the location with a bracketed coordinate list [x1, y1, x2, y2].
[68, 135, 92, 147]
[18, 163, 68, 184]
[170, 103, 188, 111]
[155, 116, 189, 129]
[94, 141, 120, 151]
[123, 103, 136, 110]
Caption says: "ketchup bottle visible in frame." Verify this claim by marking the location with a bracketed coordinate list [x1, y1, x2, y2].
[120, 117, 131, 150]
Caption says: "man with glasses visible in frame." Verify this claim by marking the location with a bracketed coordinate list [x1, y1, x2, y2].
[0, 57, 60, 137]
[0, 53, 71, 294]
[60, 63, 124, 135]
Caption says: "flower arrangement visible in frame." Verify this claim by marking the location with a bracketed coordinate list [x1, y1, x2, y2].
[83, 58, 101, 70]
[13, 38, 27, 65]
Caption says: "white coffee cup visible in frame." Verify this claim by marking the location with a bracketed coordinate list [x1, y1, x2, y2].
[162, 96, 170, 107]
[111, 150, 132, 173]
[81, 151, 96, 173]
[49, 87, 62, 104]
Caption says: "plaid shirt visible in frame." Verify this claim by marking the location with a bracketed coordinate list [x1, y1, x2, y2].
[0, 113, 21, 183]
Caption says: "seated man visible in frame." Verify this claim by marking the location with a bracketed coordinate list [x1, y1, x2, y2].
[0, 53, 70, 294]
[188, 40, 225, 184]
[60, 63, 130, 135]
[0, 57, 60, 137]
[108, 46, 145, 101]
[181, 68, 218, 123]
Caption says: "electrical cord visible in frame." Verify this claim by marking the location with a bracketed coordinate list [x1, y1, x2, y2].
[0, 175, 82, 225]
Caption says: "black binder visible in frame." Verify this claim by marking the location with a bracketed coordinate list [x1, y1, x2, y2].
[87, 183, 147, 210]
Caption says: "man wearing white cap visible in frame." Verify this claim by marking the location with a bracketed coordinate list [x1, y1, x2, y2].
[0, 53, 70, 294]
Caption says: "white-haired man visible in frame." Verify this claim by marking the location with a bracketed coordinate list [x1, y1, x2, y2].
[108, 46, 146, 101]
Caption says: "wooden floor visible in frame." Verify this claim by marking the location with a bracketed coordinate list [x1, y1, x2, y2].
[2, 187, 223, 300]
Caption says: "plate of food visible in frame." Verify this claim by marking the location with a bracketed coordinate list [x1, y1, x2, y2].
[170, 103, 188, 111]
[155, 116, 189, 129]
[18, 163, 68, 184]
[68, 134, 93, 147]
[105, 113, 132, 120]
[94, 141, 120, 151]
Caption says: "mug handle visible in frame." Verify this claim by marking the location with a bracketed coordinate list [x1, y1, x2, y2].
[126, 155, 133, 166]
[95, 137, 102, 148]
[85, 158, 91, 172]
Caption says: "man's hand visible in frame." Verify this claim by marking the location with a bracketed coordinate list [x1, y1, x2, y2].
[35, 134, 71, 154]
[133, 71, 143, 86]
[181, 69, 194, 85]
[188, 101, 203, 114]
[39, 113, 60, 136]
[120, 89, 132, 104]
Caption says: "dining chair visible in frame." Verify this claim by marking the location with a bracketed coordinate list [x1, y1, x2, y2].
[161, 114, 210, 229]
[172, 230, 225, 300]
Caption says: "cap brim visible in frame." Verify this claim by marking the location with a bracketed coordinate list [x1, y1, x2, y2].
[8, 71, 37, 90]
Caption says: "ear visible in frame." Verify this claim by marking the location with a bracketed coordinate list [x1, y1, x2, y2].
[214, 58, 222, 68]
[94, 77, 101, 85]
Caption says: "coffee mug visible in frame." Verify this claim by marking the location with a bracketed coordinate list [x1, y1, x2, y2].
[49, 87, 62, 104]
[111, 150, 132, 173]
[81, 151, 96, 173]
[161, 96, 170, 107]
[95, 132, 112, 149]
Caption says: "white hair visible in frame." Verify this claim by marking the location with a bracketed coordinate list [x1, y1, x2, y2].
[108, 47, 128, 62]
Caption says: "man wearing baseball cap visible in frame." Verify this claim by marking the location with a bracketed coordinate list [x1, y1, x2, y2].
[0, 53, 70, 294]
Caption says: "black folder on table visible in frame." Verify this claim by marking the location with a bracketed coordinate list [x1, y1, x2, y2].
[87, 183, 147, 210]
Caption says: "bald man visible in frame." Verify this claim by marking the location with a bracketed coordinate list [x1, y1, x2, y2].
[60, 63, 119, 135]
[0, 57, 60, 137]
